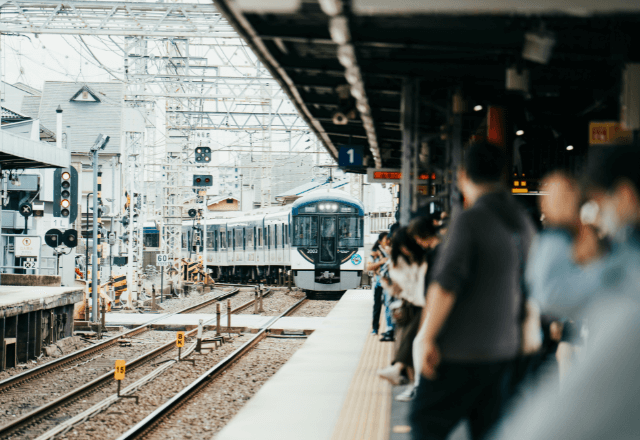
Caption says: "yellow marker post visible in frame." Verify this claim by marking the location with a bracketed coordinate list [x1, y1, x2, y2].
[175, 331, 195, 365]
[114, 359, 139, 404]
[114, 359, 126, 380]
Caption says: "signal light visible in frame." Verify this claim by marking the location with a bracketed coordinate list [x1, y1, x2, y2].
[195, 146, 212, 163]
[53, 167, 78, 222]
[193, 174, 213, 187]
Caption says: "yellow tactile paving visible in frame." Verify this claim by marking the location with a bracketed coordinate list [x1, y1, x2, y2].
[332, 333, 394, 440]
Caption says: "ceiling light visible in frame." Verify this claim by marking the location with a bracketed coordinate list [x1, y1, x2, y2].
[516, 130, 524, 136]
[474, 105, 483, 112]
[566, 145, 574, 151]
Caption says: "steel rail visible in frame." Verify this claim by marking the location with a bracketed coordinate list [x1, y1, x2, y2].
[115, 296, 307, 440]
[0, 288, 238, 392]
[0, 288, 243, 437]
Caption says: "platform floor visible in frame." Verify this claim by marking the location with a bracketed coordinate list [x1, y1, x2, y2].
[215, 289, 394, 440]
[0, 286, 83, 318]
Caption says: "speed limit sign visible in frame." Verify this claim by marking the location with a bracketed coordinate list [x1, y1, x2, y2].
[156, 254, 169, 266]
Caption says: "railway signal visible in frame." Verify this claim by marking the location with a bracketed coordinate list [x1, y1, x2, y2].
[53, 166, 78, 222]
[193, 175, 213, 187]
[195, 146, 211, 163]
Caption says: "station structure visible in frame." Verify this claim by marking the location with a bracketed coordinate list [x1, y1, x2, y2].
[0, 1, 639, 438]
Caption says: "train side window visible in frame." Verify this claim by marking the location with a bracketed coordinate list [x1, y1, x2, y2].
[265, 227, 269, 249]
[228, 230, 233, 250]
[258, 227, 263, 248]
[253, 227, 257, 249]
[243, 228, 247, 251]
[272, 225, 276, 248]
[292, 216, 318, 247]
[220, 230, 226, 250]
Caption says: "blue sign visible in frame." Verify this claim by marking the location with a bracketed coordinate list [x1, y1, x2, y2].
[339, 145, 364, 168]
[351, 253, 362, 265]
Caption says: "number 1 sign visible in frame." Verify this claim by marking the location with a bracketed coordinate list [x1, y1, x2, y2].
[338, 145, 364, 168]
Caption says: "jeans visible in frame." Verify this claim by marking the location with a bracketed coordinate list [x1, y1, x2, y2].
[383, 289, 395, 333]
[372, 284, 384, 332]
[410, 360, 513, 440]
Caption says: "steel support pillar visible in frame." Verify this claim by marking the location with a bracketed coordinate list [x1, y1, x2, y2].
[400, 78, 420, 226]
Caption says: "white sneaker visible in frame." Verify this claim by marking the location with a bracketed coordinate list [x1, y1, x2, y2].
[378, 364, 403, 386]
[395, 385, 416, 402]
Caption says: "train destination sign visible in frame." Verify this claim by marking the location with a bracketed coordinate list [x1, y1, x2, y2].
[367, 168, 436, 183]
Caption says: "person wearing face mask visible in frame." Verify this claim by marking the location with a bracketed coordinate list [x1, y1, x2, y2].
[526, 145, 640, 325]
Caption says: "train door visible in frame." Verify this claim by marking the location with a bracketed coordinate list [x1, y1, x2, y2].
[257, 226, 263, 264]
[277, 223, 284, 264]
[320, 216, 337, 264]
[227, 229, 234, 263]
[284, 222, 290, 265]
[220, 227, 227, 266]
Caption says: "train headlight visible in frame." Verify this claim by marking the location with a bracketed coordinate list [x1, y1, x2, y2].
[332, 204, 338, 211]
[319, 204, 325, 211]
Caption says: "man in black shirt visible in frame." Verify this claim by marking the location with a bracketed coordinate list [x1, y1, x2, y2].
[410, 142, 535, 439]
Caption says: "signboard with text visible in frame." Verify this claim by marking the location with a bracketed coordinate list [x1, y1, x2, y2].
[15, 237, 40, 257]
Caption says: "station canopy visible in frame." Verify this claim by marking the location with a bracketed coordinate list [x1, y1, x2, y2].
[214, 0, 640, 170]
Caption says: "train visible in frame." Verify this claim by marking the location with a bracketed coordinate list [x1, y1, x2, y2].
[143, 190, 366, 292]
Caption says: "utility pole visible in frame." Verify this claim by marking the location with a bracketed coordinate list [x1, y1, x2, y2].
[90, 135, 110, 322]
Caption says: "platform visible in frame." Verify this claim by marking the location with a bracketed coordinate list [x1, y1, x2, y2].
[105, 312, 325, 333]
[0, 286, 83, 370]
[215, 289, 394, 440]
[0, 286, 82, 318]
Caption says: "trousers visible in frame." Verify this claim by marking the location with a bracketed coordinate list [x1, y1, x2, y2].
[372, 284, 384, 332]
[410, 360, 513, 440]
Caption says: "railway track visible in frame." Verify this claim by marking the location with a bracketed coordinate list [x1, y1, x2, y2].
[115, 296, 306, 440]
[0, 287, 240, 394]
[0, 287, 244, 439]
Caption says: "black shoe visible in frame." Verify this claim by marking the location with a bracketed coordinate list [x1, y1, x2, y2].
[380, 332, 394, 342]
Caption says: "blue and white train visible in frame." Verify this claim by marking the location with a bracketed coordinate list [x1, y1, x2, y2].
[177, 190, 366, 292]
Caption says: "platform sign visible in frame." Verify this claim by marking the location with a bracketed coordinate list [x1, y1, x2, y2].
[15, 237, 40, 257]
[114, 360, 126, 380]
[589, 121, 632, 145]
[338, 145, 364, 168]
[176, 331, 185, 348]
[367, 168, 436, 184]
[156, 254, 169, 266]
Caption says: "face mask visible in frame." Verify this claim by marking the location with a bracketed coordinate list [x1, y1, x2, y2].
[599, 197, 624, 241]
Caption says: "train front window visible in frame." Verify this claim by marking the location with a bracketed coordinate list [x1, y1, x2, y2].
[293, 216, 318, 247]
[338, 217, 363, 247]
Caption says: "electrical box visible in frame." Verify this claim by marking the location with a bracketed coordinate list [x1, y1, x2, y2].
[621, 63, 640, 131]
